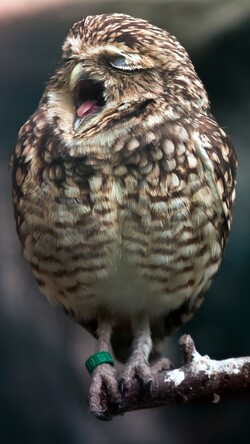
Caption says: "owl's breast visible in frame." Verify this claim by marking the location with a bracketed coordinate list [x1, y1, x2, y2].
[20, 154, 223, 323]
[97, 176, 223, 319]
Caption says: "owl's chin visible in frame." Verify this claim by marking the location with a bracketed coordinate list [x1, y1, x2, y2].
[72, 78, 105, 130]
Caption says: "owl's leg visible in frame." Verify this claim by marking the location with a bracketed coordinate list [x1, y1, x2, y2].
[88, 319, 120, 419]
[119, 316, 153, 395]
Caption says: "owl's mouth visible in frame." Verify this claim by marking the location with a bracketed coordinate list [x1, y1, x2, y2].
[73, 78, 105, 130]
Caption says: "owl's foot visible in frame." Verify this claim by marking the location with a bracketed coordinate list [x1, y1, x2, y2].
[119, 357, 174, 397]
[88, 364, 121, 420]
[119, 358, 153, 396]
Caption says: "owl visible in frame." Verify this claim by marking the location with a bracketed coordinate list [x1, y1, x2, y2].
[11, 13, 237, 418]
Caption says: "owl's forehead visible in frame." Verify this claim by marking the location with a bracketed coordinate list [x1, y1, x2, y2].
[64, 13, 170, 55]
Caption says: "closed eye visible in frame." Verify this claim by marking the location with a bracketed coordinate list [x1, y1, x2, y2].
[108, 55, 129, 70]
[107, 55, 143, 72]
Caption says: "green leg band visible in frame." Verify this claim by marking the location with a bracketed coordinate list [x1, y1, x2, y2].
[85, 352, 114, 375]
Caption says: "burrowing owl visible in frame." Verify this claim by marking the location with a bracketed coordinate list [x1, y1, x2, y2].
[11, 14, 237, 417]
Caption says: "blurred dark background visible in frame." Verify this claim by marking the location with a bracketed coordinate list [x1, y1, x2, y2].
[1, 1, 250, 443]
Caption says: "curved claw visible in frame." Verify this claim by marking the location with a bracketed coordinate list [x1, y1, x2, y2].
[118, 377, 126, 397]
[145, 377, 153, 397]
[92, 411, 113, 421]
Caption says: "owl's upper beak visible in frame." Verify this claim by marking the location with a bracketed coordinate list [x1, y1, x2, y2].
[69, 64, 105, 131]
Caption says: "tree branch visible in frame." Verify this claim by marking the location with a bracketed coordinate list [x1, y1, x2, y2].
[93, 335, 250, 420]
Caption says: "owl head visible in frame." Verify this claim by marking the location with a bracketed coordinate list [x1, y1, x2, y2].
[44, 14, 209, 142]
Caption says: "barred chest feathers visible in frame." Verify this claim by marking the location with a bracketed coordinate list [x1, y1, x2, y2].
[20, 121, 224, 325]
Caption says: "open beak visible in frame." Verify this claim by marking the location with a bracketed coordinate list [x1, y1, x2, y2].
[69, 63, 105, 131]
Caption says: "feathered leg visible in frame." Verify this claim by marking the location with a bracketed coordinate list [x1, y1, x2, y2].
[88, 318, 120, 419]
[119, 317, 174, 395]
[119, 316, 153, 394]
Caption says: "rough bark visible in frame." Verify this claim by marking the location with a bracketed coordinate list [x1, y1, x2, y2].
[92, 335, 250, 420]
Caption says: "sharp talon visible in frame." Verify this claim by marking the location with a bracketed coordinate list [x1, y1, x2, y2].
[92, 411, 113, 421]
[146, 378, 153, 396]
[118, 377, 126, 397]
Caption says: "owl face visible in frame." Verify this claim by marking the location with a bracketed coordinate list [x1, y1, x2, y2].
[67, 41, 162, 132]
[45, 14, 208, 141]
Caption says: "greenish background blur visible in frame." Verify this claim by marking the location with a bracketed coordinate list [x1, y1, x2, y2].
[1, 1, 250, 443]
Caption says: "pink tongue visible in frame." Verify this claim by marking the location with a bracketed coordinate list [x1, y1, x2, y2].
[76, 100, 98, 118]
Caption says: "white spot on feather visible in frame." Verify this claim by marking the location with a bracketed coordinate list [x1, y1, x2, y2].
[112, 180, 124, 205]
[187, 153, 198, 169]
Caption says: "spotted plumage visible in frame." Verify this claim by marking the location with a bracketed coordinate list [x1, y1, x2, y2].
[11, 13, 237, 416]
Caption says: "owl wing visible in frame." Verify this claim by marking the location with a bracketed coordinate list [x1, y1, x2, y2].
[194, 115, 238, 232]
[10, 110, 47, 244]
[163, 116, 238, 336]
